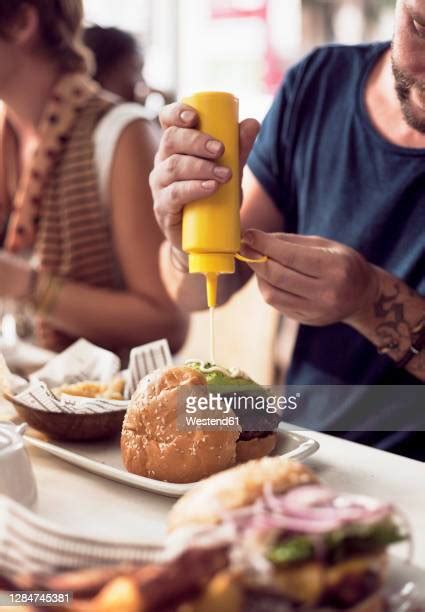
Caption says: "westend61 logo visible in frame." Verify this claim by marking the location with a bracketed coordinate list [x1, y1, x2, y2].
[180, 390, 301, 431]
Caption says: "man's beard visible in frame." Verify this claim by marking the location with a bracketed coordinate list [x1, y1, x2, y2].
[391, 51, 425, 134]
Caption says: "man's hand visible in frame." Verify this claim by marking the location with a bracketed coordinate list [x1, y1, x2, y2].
[242, 230, 379, 326]
[149, 102, 259, 250]
[0, 251, 32, 300]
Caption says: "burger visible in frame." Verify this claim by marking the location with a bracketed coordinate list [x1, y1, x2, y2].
[4, 459, 408, 612]
[121, 366, 239, 483]
[163, 457, 407, 611]
[121, 363, 278, 483]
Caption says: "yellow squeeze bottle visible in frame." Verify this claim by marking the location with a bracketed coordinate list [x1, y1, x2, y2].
[182, 91, 241, 309]
[182, 92, 266, 363]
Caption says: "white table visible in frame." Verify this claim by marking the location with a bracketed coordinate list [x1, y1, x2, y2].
[24, 430, 425, 568]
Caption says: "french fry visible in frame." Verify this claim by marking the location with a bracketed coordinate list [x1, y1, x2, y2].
[193, 571, 243, 612]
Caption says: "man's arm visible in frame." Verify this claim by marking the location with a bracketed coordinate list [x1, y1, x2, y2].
[241, 230, 425, 382]
[347, 266, 425, 380]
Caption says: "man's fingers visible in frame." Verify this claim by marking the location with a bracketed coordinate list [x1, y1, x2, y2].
[155, 179, 220, 215]
[158, 108, 258, 165]
[153, 154, 232, 189]
[157, 126, 224, 162]
[159, 103, 199, 130]
[242, 229, 327, 277]
[247, 257, 317, 298]
[239, 119, 260, 168]
[257, 277, 307, 311]
[273, 233, 332, 248]
[244, 229, 331, 248]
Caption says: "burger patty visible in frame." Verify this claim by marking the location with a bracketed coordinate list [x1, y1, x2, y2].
[238, 430, 274, 442]
[321, 569, 381, 608]
[243, 569, 381, 611]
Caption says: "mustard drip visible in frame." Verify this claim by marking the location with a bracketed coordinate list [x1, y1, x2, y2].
[209, 306, 216, 364]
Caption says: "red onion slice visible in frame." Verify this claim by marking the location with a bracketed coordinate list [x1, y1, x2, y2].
[274, 485, 341, 521]
[276, 484, 336, 510]
[334, 493, 388, 512]
[260, 484, 393, 533]
[252, 512, 342, 534]
[333, 493, 392, 524]
[221, 484, 394, 537]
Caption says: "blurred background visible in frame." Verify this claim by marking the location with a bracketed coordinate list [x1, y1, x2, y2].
[84, 0, 395, 120]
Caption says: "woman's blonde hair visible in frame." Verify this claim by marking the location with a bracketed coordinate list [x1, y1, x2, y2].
[0, 0, 90, 72]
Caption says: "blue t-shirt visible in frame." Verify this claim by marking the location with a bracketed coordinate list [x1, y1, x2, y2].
[248, 43, 425, 460]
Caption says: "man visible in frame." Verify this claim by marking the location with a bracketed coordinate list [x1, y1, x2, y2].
[150, 0, 425, 460]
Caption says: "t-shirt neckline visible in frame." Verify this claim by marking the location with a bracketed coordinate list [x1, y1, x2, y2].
[357, 41, 425, 156]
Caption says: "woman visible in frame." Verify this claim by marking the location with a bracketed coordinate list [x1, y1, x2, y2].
[0, 0, 187, 355]
[83, 25, 174, 107]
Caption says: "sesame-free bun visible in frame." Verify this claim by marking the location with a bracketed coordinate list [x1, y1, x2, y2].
[168, 457, 318, 531]
[236, 433, 278, 463]
[121, 366, 239, 484]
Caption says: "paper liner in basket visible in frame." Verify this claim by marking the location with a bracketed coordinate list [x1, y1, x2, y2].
[9, 338, 173, 416]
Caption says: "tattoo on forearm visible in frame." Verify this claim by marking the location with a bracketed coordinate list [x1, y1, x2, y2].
[373, 282, 425, 377]
[373, 283, 412, 355]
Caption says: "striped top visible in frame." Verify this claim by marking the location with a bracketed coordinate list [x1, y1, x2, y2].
[33, 94, 120, 351]
[36, 95, 117, 284]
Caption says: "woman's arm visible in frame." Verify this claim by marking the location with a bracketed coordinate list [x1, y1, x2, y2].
[43, 119, 189, 352]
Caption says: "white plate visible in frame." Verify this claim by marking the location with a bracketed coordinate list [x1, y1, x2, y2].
[385, 557, 425, 608]
[22, 425, 319, 498]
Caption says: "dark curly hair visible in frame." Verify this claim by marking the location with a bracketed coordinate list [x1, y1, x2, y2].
[83, 25, 142, 80]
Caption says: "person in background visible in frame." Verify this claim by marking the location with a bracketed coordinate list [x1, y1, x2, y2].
[0, 0, 187, 356]
[83, 25, 174, 107]
[150, 0, 425, 459]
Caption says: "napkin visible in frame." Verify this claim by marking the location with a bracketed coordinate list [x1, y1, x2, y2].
[30, 339, 120, 388]
[0, 495, 165, 577]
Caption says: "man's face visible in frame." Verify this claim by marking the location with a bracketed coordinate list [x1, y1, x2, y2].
[392, 0, 425, 133]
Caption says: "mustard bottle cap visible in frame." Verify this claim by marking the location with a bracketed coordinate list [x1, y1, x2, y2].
[188, 253, 235, 275]
[188, 253, 235, 308]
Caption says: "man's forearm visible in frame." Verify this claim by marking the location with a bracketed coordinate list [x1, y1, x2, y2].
[159, 242, 251, 312]
[347, 266, 425, 381]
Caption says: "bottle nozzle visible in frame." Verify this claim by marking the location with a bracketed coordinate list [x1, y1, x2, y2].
[206, 273, 218, 308]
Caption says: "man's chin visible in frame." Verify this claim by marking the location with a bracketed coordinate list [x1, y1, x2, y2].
[391, 56, 425, 134]
[398, 91, 425, 134]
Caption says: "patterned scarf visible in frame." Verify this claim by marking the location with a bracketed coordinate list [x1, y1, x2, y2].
[3, 73, 99, 252]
